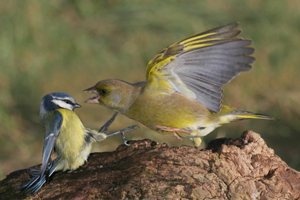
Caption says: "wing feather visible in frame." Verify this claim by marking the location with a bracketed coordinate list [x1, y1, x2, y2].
[40, 112, 63, 178]
[145, 23, 255, 112]
[178, 23, 239, 44]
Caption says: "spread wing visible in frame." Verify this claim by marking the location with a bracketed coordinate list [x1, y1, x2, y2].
[145, 22, 255, 113]
[40, 112, 63, 178]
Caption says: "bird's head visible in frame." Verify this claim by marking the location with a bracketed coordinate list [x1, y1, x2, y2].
[84, 79, 134, 112]
[40, 92, 81, 115]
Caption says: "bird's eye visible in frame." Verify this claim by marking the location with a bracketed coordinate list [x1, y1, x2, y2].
[64, 100, 73, 105]
[101, 89, 107, 94]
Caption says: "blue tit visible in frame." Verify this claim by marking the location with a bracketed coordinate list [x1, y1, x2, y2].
[21, 92, 138, 195]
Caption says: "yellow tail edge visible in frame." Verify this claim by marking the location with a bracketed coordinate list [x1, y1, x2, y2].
[233, 112, 276, 121]
[218, 105, 277, 123]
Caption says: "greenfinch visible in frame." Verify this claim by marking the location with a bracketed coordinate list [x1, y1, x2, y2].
[84, 23, 275, 147]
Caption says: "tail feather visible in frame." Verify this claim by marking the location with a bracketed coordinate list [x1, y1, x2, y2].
[21, 163, 58, 195]
[234, 112, 276, 121]
[218, 105, 276, 124]
[230, 110, 276, 121]
[20, 168, 46, 195]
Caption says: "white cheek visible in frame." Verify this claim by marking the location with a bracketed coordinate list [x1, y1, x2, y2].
[52, 99, 73, 110]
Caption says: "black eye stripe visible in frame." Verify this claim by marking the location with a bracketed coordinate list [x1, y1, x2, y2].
[63, 99, 74, 105]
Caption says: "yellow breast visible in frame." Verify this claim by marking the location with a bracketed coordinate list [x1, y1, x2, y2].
[55, 109, 89, 171]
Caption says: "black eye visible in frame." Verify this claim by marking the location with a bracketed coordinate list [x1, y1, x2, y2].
[64, 100, 73, 105]
[101, 89, 107, 94]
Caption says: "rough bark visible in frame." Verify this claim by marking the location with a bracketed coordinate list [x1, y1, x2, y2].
[1, 130, 300, 200]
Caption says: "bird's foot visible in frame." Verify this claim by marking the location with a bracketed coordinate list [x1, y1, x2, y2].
[173, 132, 183, 140]
[106, 125, 139, 146]
[155, 125, 190, 140]
[155, 125, 190, 134]
[121, 132, 130, 146]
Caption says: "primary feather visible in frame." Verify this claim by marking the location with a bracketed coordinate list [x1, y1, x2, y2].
[84, 23, 275, 149]
[145, 22, 255, 113]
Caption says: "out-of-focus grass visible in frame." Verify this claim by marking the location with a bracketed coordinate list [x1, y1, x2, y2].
[1, 0, 300, 180]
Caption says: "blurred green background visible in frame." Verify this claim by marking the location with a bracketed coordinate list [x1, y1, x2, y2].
[1, 0, 300, 180]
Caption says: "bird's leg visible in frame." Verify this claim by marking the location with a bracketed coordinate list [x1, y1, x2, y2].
[155, 125, 190, 134]
[98, 112, 118, 133]
[97, 112, 139, 145]
[155, 125, 190, 140]
[173, 132, 183, 140]
[121, 132, 128, 146]
[106, 125, 139, 146]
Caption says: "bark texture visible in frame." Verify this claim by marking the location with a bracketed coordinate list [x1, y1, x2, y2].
[1, 130, 300, 200]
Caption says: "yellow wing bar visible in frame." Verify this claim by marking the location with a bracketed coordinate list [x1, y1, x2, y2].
[145, 23, 241, 81]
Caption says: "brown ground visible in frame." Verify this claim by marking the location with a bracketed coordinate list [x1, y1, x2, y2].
[1, 130, 300, 200]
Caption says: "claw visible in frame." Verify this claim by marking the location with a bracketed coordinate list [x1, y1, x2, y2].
[99, 112, 138, 145]
[121, 132, 130, 146]
[120, 125, 139, 145]
[116, 125, 139, 146]
[129, 125, 140, 131]
[106, 125, 139, 137]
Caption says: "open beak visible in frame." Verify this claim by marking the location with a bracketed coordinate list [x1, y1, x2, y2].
[83, 86, 97, 94]
[84, 86, 100, 104]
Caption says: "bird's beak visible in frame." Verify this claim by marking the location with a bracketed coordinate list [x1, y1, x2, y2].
[75, 103, 81, 108]
[84, 86, 100, 104]
[83, 86, 97, 94]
